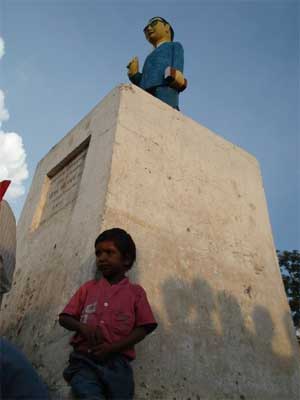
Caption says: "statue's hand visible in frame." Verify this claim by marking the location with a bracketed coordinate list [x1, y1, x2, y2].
[165, 67, 188, 92]
[127, 56, 139, 77]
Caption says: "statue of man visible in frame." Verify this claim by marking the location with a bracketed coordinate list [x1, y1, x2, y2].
[127, 16, 187, 110]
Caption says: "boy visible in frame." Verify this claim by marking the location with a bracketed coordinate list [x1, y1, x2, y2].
[59, 228, 157, 400]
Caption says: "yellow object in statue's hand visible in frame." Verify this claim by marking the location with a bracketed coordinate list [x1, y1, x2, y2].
[127, 56, 139, 77]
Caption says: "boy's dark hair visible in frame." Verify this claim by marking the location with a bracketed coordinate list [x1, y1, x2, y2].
[94, 228, 136, 269]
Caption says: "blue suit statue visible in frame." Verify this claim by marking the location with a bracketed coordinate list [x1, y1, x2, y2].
[127, 17, 187, 110]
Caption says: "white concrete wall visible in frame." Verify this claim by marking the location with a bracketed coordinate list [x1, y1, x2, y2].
[1, 85, 299, 399]
[0, 88, 121, 395]
[101, 85, 300, 400]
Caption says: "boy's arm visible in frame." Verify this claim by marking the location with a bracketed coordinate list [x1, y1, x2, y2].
[91, 326, 149, 360]
[59, 314, 103, 347]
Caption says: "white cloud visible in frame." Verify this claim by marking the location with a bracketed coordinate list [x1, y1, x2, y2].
[0, 132, 29, 199]
[0, 37, 4, 59]
[0, 90, 10, 127]
[0, 39, 29, 200]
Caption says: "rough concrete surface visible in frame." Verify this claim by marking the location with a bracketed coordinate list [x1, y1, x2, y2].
[0, 200, 16, 307]
[1, 84, 299, 400]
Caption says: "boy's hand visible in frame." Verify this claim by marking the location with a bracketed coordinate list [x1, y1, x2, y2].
[59, 314, 103, 347]
[79, 324, 103, 347]
[91, 326, 149, 361]
[91, 343, 113, 361]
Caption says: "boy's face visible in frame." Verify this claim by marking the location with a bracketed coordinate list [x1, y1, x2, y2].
[95, 240, 129, 284]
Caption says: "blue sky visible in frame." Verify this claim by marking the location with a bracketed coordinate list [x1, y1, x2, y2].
[0, 0, 299, 250]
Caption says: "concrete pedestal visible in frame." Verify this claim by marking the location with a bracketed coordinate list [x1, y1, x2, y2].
[1, 84, 299, 399]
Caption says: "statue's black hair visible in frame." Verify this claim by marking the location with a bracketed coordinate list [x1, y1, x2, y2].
[94, 228, 136, 269]
[145, 16, 174, 41]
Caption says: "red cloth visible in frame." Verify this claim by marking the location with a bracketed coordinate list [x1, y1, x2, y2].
[0, 180, 11, 201]
[60, 277, 157, 359]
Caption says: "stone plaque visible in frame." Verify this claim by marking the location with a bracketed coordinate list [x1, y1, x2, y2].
[40, 147, 88, 223]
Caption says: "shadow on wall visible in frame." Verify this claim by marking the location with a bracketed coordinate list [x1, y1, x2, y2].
[140, 276, 299, 400]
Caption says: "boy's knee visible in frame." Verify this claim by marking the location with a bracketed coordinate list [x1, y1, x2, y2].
[70, 371, 104, 399]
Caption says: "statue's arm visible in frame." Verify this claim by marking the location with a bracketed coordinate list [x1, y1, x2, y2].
[172, 42, 184, 72]
[165, 42, 187, 92]
[129, 72, 142, 86]
[127, 56, 142, 86]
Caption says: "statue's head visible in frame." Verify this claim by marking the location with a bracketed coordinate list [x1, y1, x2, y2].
[144, 17, 174, 47]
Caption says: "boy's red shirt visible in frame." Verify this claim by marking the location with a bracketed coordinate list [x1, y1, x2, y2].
[60, 277, 157, 359]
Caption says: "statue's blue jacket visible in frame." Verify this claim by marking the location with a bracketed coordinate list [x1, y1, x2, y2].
[130, 41, 184, 90]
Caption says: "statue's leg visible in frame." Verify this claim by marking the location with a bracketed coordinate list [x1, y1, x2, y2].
[154, 86, 179, 110]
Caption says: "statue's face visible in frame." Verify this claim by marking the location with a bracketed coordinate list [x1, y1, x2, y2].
[144, 20, 171, 46]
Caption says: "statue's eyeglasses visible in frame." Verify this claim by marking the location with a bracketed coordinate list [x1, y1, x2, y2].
[143, 19, 163, 33]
